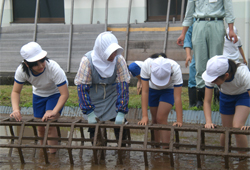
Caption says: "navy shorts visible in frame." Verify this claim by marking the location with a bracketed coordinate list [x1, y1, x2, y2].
[219, 92, 250, 115]
[33, 93, 63, 118]
[148, 88, 174, 107]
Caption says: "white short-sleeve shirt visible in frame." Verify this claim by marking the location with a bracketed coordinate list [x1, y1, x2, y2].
[140, 58, 183, 90]
[14, 60, 67, 97]
[205, 64, 250, 95]
[134, 61, 144, 68]
[223, 36, 242, 62]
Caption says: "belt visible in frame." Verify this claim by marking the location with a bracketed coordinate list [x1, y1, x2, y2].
[197, 17, 224, 21]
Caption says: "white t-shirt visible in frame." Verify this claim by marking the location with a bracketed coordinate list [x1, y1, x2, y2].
[140, 58, 183, 90]
[223, 36, 242, 63]
[134, 61, 144, 68]
[205, 64, 250, 95]
[14, 60, 67, 97]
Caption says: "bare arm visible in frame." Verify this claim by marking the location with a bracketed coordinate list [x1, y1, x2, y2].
[185, 47, 192, 67]
[136, 75, 142, 95]
[177, 26, 189, 46]
[138, 79, 149, 125]
[173, 86, 183, 127]
[238, 47, 247, 65]
[228, 23, 238, 43]
[10, 82, 23, 121]
[203, 87, 215, 128]
[42, 84, 69, 121]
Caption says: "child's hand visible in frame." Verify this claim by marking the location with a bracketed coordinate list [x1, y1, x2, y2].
[138, 117, 148, 125]
[42, 110, 60, 121]
[241, 126, 250, 130]
[243, 60, 247, 65]
[10, 110, 22, 122]
[173, 122, 182, 127]
[204, 123, 216, 129]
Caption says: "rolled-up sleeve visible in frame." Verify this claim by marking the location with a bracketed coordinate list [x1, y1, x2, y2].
[182, 0, 195, 27]
[224, 0, 235, 24]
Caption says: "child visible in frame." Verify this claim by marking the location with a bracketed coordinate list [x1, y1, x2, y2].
[138, 53, 183, 149]
[223, 26, 247, 65]
[202, 55, 250, 156]
[10, 42, 69, 153]
[128, 61, 144, 95]
[74, 32, 130, 143]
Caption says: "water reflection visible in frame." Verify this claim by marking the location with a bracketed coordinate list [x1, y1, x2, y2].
[0, 116, 249, 170]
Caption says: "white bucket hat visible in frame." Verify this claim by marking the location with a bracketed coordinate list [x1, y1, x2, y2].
[202, 55, 229, 83]
[20, 42, 47, 62]
[151, 57, 171, 86]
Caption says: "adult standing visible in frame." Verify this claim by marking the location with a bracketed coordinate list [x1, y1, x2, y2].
[177, 0, 238, 92]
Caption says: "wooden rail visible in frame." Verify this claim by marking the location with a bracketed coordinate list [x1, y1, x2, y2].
[0, 117, 249, 169]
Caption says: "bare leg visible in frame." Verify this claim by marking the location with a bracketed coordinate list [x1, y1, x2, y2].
[156, 102, 172, 149]
[220, 114, 233, 147]
[47, 126, 58, 153]
[233, 106, 249, 153]
[150, 107, 160, 146]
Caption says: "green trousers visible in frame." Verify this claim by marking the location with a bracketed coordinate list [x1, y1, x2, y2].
[192, 19, 225, 88]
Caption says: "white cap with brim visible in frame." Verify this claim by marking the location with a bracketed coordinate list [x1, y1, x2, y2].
[151, 57, 171, 87]
[20, 42, 47, 62]
[104, 43, 123, 60]
[202, 55, 229, 83]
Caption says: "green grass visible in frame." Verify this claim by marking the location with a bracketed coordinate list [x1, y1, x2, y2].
[0, 85, 219, 111]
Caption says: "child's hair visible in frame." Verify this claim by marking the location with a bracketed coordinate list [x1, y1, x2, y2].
[218, 59, 240, 79]
[21, 57, 49, 77]
[150, 53, 167, 58]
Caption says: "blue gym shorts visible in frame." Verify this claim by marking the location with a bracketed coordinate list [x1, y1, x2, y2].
[148, 88, 174, 107]
[219, 92, 250, 115]
[33, 93, 63, 118]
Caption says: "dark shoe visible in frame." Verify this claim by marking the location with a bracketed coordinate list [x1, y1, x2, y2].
[196, 88, 205, 108]
[188, 87, 197, 107]
[196, 100, 203, 108]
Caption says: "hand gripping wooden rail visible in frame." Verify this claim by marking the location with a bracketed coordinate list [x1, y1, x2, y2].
[0, 117, 249, 169]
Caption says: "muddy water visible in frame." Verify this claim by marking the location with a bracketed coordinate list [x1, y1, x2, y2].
[0, 115, 249, 170]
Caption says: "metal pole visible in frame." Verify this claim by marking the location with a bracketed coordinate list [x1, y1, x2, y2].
[0, 0, 6, 33]
[163, 0, 171, 53]
[105, 0, 108, 31]
[33, 0, 40, 42]
[180, 0, 185, 22]
[67, 0, 74, 73]
[124, 0, 132, 62]
[90, 0, 94, 24]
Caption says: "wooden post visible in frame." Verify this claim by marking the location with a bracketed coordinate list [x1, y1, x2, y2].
[163, 0, 171, 53]
[104, 0, 108, 31]
[33, 0, 40, 42]
[90, 0, 94, 24]
[180, 0, 185, 22]
[67, 0, 74, 73]
[124, 0, 132, 62]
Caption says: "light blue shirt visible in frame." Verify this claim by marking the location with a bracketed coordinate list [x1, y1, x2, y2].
[182, 0, 235, 27]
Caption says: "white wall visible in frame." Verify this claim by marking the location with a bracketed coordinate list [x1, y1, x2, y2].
[232, 0, 250, 65]
[0, 0, 12, 27]
[64, 0, 146, 24]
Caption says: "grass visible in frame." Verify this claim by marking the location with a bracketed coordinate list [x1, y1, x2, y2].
[0, 85, 219, 111]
